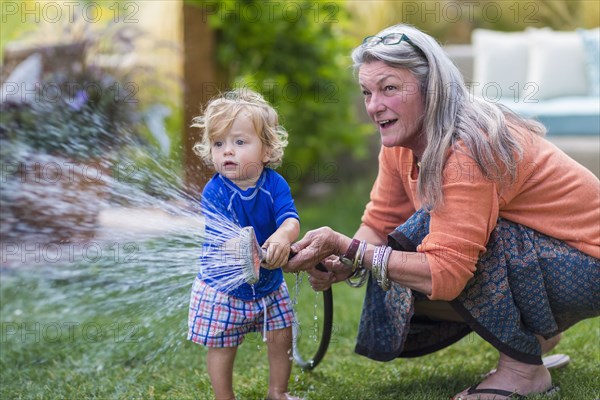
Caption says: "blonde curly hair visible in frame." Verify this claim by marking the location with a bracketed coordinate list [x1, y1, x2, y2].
[192, 89, 288, 169]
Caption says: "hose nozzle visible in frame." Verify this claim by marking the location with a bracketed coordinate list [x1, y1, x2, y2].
[240, 226, 262, 284]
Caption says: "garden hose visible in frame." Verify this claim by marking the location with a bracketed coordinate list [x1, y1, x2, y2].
[292, 262, 333, 370]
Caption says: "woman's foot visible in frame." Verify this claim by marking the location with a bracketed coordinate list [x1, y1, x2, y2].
[537, 333, 561, 354]
[453, 353, 553, 399]
[484, 333, 566, 378]
[484, 353, 570, 378]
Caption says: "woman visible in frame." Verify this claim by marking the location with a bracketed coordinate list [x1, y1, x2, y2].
[285, 24, 599, 400]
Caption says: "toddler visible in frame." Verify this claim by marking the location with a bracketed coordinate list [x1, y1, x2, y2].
[187, 89, 301, 400]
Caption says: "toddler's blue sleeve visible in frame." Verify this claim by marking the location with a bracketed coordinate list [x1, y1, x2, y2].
[271, 172, 300, 227]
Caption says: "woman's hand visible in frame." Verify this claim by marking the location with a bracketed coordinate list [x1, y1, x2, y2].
[307, 255, 355, 291]
[306, 259, 336, 291]
[284, 227, 348, 273]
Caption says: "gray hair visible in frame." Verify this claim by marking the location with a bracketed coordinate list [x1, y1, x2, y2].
[352, 24, 545, 209]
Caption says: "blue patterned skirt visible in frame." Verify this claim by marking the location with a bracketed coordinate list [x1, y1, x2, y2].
[355, 209, 600, 365]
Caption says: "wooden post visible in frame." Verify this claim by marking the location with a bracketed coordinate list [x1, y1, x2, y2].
[182, 2, 227, 195]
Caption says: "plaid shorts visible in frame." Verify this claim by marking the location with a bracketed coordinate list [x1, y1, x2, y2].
[187, 277, 294, 347]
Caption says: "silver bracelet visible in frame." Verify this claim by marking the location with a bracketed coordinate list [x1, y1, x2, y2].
[371, 245, 386, 288]
[379, 246, 392, 291]
[346, 268, 368, 288]
[371, 245, 391, 291]
[370, 246, 379, 283]
[354, 240, 367, 271]
[345, 240, 368, 288]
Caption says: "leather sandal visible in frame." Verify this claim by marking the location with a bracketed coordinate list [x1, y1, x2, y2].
[454, 384, 560, 399]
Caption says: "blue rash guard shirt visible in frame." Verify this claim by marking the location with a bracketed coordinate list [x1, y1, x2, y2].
[198, 168, 300, 300]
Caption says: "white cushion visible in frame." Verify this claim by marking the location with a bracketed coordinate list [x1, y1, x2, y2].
[525, 30, 588, 100]
[472, 29, 530, 100]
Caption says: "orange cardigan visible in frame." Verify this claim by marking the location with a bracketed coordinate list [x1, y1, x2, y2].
[361, 130, 600, 301]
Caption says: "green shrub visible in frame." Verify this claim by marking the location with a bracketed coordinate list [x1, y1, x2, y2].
[187, 0, 372, 191]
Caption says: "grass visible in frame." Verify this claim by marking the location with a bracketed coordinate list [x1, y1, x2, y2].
[1, 175, 599, 399]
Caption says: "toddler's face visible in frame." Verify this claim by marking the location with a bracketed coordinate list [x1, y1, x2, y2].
[211, 113, 270, 189]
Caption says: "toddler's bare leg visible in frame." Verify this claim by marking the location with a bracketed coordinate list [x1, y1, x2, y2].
[207, 347, 238, 400]
[265, 327, 300, 400]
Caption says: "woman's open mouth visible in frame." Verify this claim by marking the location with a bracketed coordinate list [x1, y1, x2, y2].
[379, 119, 397, 129]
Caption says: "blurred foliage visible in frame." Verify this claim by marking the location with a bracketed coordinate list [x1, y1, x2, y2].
[347, 0, 600, 44]
[1, 2, 183, 193]
[0, 0, 141, 63]
[0, 21, 150, 160]
[1, 96, 140, 161]
[186, 0, 372, 191]
[0, 0, 36, 62]
[5, 1, 595, 191]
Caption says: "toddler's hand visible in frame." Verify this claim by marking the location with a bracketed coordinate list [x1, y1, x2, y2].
[261, 218, 299, 270]
[261, 240, 291, 270]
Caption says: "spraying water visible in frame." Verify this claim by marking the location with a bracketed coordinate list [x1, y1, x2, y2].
[0, 140, 289, 374]
[195, 205, 262, 292]
[1, 134, 326, 400]
[0, 21, 318, 395]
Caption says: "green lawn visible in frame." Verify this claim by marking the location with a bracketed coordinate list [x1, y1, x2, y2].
[1, 176, 599, 399]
